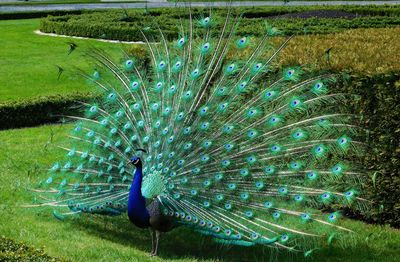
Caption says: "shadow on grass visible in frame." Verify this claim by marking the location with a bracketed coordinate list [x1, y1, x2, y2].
[60, 213, 393, 262]
[66, 214, 302, 262]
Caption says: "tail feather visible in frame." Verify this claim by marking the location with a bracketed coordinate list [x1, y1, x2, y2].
[35, 7, 369, 254]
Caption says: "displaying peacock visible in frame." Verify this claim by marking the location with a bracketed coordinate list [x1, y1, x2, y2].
[34, 6, 369, 257]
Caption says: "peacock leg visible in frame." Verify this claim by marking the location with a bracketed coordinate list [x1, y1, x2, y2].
[149, 228, 155, 256]
[153, 230, 161, 256]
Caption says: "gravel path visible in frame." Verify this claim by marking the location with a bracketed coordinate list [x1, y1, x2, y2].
[1, 1, 400, 13]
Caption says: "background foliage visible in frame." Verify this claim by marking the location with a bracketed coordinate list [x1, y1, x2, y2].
[40, 6, 400, 41]
[338, 73, 400, 226]
[0, 93, 98, 130]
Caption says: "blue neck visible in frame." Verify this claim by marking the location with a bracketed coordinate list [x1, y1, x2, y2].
[127, 166, 150, 228]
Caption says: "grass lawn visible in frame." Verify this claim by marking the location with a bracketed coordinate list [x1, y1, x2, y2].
[0, 19, 132, 103]
[0, 124, 399, 261]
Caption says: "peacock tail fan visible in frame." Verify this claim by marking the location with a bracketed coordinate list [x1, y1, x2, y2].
[34, 6, 370, 254]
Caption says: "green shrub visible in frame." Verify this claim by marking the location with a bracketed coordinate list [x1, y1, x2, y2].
[0, 236, 61, 261]
[0, 10, 83, 20]
[337, 72, 400, 227]
[0, 93, 99, 130]
[40, 6, 400, 42]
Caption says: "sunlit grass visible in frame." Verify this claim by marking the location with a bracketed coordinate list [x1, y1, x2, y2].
[0, 19, 132, 102]
[0, 124, 399, 261]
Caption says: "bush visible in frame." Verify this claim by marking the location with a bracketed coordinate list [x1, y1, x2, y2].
[0, 10, 83, 20]
[337, 72, 400, 227]
[0, 93, 99, 130]
[39, 6, 400, 41]
[0, 236, 61, 261]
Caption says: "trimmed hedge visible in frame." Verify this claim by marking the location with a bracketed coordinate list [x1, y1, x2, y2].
[0, 236, 61, 261]
[0, 10, 83, 20]
[339, 73, 400, 227]
[0, 93, 99, 130]
[39, 6, 400, 41]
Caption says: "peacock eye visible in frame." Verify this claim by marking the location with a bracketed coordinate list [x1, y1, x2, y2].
[126, 60, 132, 65]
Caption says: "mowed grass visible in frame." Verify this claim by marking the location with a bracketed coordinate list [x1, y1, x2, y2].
[0, 19, 132, 102]
[0, 124, 399, 262]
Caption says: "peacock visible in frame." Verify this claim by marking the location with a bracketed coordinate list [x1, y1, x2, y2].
[34, 6, 369, 257]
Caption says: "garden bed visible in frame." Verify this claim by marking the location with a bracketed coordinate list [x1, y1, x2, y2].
[39, 5, 400, 42]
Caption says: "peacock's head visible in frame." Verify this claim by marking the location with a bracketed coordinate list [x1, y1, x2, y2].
[130, 156, 142, 167]
[130, 149, 147, 168]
